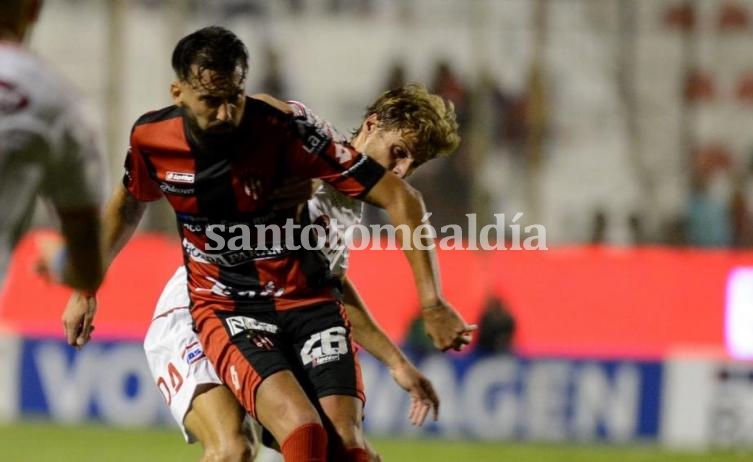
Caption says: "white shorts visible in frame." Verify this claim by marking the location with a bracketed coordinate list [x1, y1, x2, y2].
[144, 267, 221, 443]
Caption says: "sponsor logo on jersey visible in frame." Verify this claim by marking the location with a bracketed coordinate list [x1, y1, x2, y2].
[160, 182, 195, 195]
[182, 222, 204, 232]
[183, 239, 251, 266]
[177, 211, 279, 227]
[197, 276, 285, 300]
[224, 315, 280, 337]
[295, 118, 331, 155]
[183, 239, 287, 266]
[183, 239, 280, 266]
[166, 171, 195, 183]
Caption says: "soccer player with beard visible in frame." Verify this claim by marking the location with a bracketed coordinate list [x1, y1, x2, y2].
[143, 84, 455, 462]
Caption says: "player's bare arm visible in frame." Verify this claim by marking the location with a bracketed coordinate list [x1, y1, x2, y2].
[54, 207, 104, 292]
[62, 184, 148, 347]
[342, 276, 439, 426]
[362, 171, 476, 352]
[101, 184, 148, 264]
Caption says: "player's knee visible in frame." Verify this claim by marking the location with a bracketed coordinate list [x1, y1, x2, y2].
[281, 402, 323, 432]
[285, 410, 322, 437]
[202, 435, 253, 462]
[266, 407, 322, 445]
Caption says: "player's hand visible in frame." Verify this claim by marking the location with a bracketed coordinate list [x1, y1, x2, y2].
[62, 291, 97, 348]
[422, 300, 477, 352]
[390, 360, 439, 426]
[269, 178, 318, 210]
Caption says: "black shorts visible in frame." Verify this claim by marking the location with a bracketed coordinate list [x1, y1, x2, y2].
[282, 302, 365, 402]
[195, 301, 364, 418]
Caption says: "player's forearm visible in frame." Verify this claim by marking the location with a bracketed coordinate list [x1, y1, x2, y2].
[368, 178, 442, 307]
[58, 208, 104, 292]
[346, 302, 408, 369]
[390, 201, 442, 307]
[101, 185, 146, 268]
[342, 277, 408, 369]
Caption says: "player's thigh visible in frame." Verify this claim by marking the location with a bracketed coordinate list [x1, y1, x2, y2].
[192, 307, 321, 443]
[184, 383, 253, 459]
[285, 303, 365, 447]
[286, 303, 365, 403]
[192, 308, 287, 416]
[145, 306, 223, 443]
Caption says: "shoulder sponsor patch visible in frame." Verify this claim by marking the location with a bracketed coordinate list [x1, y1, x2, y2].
[294, 117, 331, 155]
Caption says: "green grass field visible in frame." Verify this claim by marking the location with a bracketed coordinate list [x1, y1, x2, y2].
[1, 422, 753, 462]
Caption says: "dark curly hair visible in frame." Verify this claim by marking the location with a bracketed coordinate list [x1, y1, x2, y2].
[171, 26, 249, 84]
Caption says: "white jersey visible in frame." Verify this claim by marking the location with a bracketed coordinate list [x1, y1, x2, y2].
[290, 100, 363, 278]
[145, 102, 364, 444]
[0, 43, 105, 282]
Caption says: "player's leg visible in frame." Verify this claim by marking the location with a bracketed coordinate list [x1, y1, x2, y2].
[249, 415, 380, 462]
[249, 420, 283, 462]
[184, 383, 254, 462]
[193, 306, 328, 462]
[254, 370, 328, 460]
[146, 269, 256, 462]
[145, 306, 254, 462]
[286, 302, 368, 462]
[251, 410, 381, 462]
[318, 395, 368, 462]
[363, 440, 381, 462]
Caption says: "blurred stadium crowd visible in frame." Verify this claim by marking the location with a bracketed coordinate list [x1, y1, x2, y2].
[29, 0, 753, 247]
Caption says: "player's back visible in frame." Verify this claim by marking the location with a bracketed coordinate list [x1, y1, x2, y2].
[0, 43, 104, 282]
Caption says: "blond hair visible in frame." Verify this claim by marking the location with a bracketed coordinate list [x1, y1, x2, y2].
[360, 83, 461, 167]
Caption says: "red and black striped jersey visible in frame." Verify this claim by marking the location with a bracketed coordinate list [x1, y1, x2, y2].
[122, 96, 386, 312]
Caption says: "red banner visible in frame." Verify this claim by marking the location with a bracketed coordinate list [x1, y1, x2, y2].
[2, 232, 751, 359]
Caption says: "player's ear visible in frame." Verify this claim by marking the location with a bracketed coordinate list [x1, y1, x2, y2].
[170, 81, 183, 106]
[363, 114, 380, 134]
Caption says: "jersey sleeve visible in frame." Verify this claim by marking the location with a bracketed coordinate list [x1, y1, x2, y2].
[43, 107, 107, 210]
[285, 116, 386, 199]
[122, 130, 163, 201]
